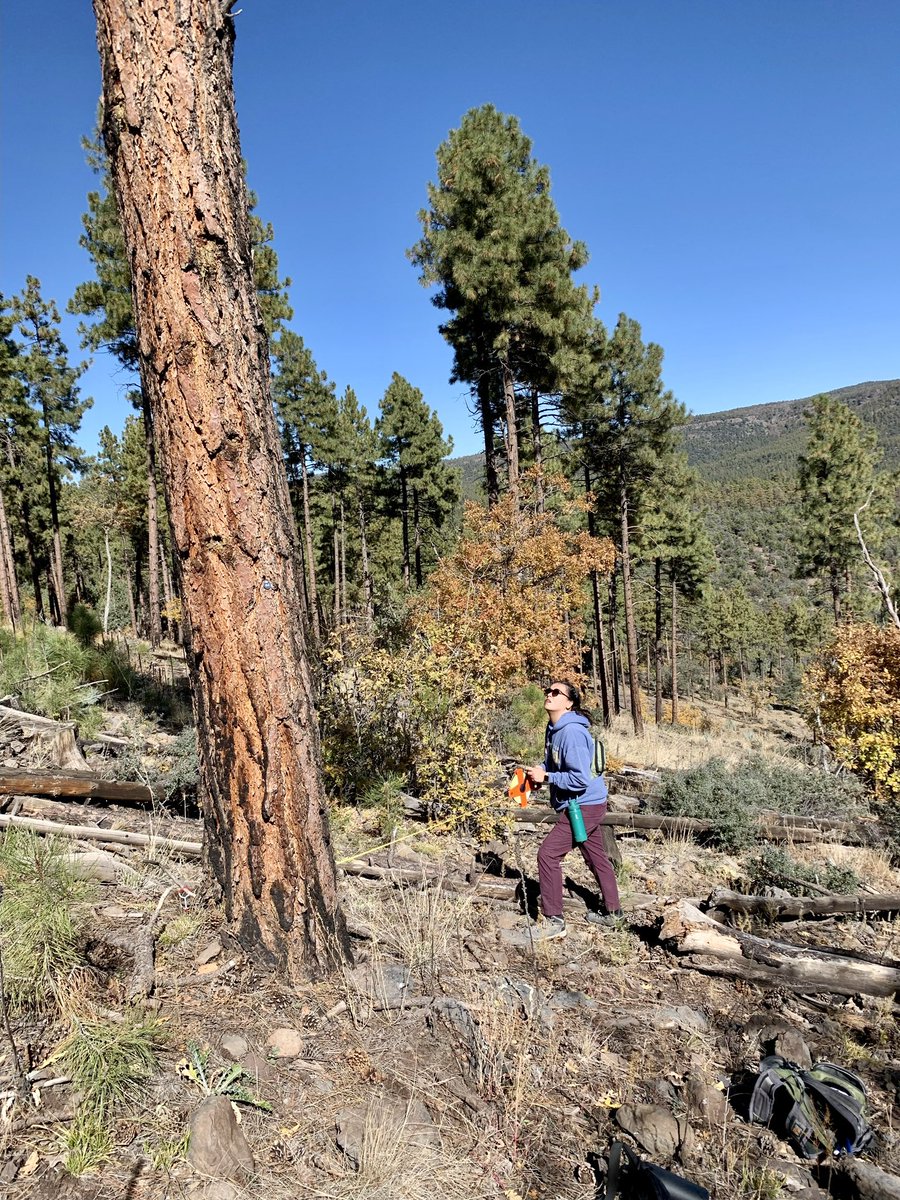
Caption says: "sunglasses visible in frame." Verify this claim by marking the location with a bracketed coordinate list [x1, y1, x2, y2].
[544, 687, 570, 698]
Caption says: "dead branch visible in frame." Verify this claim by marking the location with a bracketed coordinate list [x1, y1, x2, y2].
[0, 812, 202, 856]
[854, 493, 900, 629]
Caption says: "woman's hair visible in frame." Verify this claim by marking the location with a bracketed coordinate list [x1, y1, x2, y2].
[551, 679, 594, 724]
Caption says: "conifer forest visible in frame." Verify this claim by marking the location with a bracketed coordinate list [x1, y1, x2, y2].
[1, 4, 900, 1199]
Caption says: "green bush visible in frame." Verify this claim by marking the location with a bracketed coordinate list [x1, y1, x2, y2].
[491, 682, 547, 763]
[747, 845, 861, 895]
[652, 755, 870, 852]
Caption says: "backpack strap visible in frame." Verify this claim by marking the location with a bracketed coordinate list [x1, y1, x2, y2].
[605, 1141, 642, 1200]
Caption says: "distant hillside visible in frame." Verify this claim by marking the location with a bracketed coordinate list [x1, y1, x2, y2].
[683, 379, 900, 481]
[448, 380, 900, 494]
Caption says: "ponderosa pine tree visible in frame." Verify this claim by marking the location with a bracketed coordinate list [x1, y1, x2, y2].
[92, 0, 349, 978]
[335, 387, 379, 625]
[11, 278, 91, 627]
[272, 331, 338, 641]
[0, 300, 24, 628]
[797, 395, 890, 624]
[642, 454, 713, 723]
[377, 373, 457, 589]
[582, 314, 686, 735]
[410, 104, 592, 506]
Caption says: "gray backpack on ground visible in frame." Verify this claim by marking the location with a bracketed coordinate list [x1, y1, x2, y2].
[748, 1054, 873, 1159]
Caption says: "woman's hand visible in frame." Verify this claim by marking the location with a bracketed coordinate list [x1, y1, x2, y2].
[526, 765, 547, 785]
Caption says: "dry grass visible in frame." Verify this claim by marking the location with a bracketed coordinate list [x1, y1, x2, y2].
[789, 843, 899, 892]
[603, 696, 811, 774]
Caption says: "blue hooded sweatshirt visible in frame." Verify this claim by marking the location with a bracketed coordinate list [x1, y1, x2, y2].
[544, 711, 608, 813]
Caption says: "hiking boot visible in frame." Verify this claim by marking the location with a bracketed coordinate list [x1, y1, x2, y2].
[532, 916, 567, 942]
[585, 909, 626, 930]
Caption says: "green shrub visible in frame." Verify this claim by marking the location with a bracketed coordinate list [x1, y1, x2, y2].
[747, 846, 861, 895]
[0, 829, 96, 1012]
[652, 755, 870, 852]
[491, 682, 547, 763]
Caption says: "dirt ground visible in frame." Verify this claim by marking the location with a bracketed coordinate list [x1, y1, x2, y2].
[3, 699, 900, 1200]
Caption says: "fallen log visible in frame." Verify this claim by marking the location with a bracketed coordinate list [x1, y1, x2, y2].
[0, 769, 166, 804]
[0, 812, 202, 856]
[831, 1157, 900, 1200]
[661, 901, 900, 997]
[707, 887, 900, 921]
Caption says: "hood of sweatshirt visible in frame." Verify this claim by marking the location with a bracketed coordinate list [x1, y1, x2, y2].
[548, 711, 590, 734]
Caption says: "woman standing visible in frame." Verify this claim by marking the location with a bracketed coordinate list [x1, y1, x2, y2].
[525, 680, 623, 941]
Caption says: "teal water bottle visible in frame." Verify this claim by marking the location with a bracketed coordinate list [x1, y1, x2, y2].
[567, 797, 588, 843]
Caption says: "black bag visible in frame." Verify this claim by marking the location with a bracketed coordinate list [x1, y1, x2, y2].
[748, 1054, 873, 1159]
[604, 1141, 710, 1200]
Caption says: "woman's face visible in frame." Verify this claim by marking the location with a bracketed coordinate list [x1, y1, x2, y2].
[544, 682, 574, 723]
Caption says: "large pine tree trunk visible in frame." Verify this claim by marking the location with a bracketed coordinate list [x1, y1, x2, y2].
[141, 391, 162, 647]
[608, 577, 622, 716]
[93, 0, 350, 978]
[619, 483, 644, 735]
[584, 467, 610, 725]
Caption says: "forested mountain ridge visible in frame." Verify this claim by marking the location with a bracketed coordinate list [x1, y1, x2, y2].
[683, 378, 900, 480]
[451, 379, 899, 494]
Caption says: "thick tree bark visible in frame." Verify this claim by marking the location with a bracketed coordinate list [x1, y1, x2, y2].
[476, 373, 499, 506]
[619, 483, 644, 735]
[43, 439, 67, 626]
[141, 390, 162, 647]
[608, 577, 622, 716]
[584, 466, 610, 726]
[93, 0, 350, 978]
[103, 527, 113, 634]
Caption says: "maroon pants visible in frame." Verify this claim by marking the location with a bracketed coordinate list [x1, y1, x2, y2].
[536, 803, 620, 918]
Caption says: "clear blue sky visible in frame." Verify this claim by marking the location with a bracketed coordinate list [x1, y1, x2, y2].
[2, 1, 898, 458]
